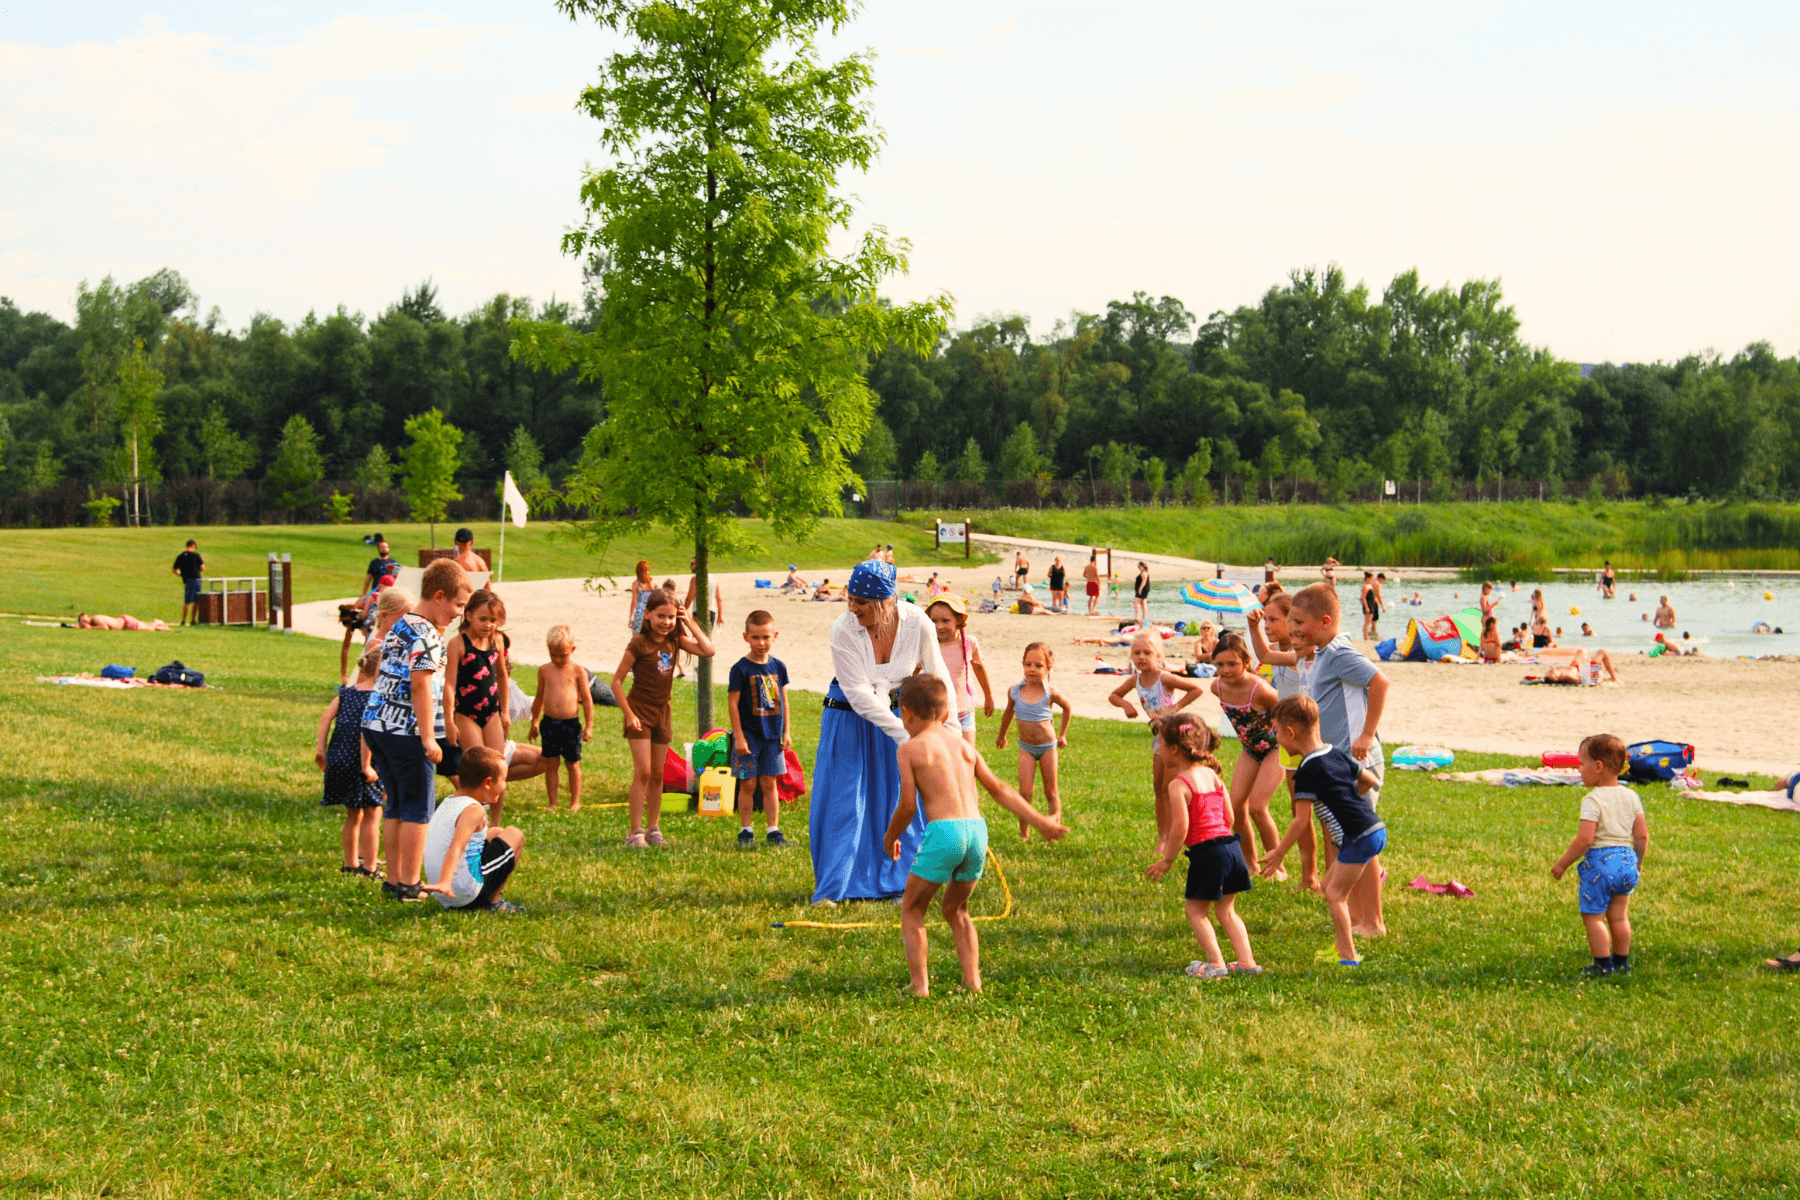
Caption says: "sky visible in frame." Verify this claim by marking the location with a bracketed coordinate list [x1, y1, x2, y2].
[3, 1, 1799, 362]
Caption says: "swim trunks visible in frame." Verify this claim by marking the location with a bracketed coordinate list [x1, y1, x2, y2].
[912, 817, 988, 884]
[541, 715, 584, 762]
[1577, 846, 1638, 914]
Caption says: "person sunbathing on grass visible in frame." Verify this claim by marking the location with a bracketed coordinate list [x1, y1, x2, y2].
[77, 612, 171, 631]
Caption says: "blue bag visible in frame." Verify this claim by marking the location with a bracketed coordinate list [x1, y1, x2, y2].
[100, 664, 135, 680]
[1625, 740, 1694, 782]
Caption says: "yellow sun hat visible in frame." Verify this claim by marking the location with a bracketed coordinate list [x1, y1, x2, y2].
[926, 593, 967, 616]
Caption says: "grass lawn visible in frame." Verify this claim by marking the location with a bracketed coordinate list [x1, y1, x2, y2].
[3, 622, 1799, 1197]
[944, 501, 1800, 574]
[0, 519, 992, 621]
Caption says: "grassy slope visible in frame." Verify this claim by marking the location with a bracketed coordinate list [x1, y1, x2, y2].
[0, 519, 994, 619]
[2, 623, 1798, 1197]
[945, 501, 1800, 573]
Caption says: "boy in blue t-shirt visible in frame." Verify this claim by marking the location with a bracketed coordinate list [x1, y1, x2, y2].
[1260, 695, 1385, 966]
[727, 610, 792, 847]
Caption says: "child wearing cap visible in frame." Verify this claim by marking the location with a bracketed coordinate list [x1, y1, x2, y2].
[452, 528, 488, 573]
[925, 593, 992, 744]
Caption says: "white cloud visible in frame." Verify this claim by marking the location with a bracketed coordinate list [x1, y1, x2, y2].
[894, 44, 958, 62]
[1217, 68, 1371, 116]
[254, 16, 510, 81]
[510, 88, 582, 114]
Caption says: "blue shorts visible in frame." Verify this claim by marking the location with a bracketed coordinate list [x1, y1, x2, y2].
[1020, 741, 1055, 760]
[183, 578, 201, 604]
[958, 711, 975, 732]
[365, 729, 437, 825]
[1336, 825, 1387, 865]
[1577, 846, 1639, 914]
[732, 736, 784, 780]
[912, 818, 988, 884]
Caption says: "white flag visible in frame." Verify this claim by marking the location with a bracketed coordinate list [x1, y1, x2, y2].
[503, 471, 530, 528]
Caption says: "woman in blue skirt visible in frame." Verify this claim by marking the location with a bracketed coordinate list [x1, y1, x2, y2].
[810, 559, 958, 904]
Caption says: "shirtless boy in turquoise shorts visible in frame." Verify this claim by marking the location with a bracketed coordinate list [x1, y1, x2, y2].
[884, 675, 1068, 996]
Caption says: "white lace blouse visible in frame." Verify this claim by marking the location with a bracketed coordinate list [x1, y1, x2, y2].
[828, 600, 957, 742]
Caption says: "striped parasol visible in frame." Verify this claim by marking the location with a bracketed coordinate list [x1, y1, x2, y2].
[1181, 578, 1262, 615]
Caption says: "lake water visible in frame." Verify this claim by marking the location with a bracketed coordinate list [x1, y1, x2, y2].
[1123, 575, 1800, 658]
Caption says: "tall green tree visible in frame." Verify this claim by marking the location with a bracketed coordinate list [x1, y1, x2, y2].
[401, 410, 464, 547]
[268, 415, 324, 519]
[114, 338, 164, 526]
[512, 0, 949, 732]
[198, 405, 254, 482]
[997, 421, 1044, 482]
[952, 436, 987, 483]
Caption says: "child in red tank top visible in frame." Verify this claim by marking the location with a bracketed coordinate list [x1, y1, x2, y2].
[1145, 715, 1260, 979]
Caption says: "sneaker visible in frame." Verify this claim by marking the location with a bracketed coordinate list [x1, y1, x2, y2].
[1580, 963, 1614, 978]
[1611, 961, 1633, 975]
[766, 829, 788, 847]
[737, 829, 755, 849]
[486, 898, 523, 915]
[625, 831, 649, 849]
[1184, 961, 1230, 980]
[645, 828, 669, 847]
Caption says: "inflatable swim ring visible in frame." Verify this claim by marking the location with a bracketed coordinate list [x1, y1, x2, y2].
[1393, 745, 1455, 769]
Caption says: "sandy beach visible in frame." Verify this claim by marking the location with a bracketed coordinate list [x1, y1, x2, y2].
[293, 554, 1800, 777]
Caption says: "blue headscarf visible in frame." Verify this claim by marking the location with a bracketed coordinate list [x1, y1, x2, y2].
[847, 559, 897, 600]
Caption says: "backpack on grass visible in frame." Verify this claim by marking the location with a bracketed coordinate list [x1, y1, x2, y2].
[1625, 740, 1693, 783]
[151, 660, 205, 688]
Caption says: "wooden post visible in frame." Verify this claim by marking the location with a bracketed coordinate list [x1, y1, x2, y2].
[281, 553, 293, 631]
[965, 520, 971, 561]
[266, 554, 281, 631]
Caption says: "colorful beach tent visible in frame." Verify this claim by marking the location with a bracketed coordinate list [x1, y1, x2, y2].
[1182, 579, 1261, 616]
[1393, 608, 1482, 661]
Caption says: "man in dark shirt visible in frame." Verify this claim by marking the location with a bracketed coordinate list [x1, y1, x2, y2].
[362, 537, 399, 597]
[172, 539, 205, 625]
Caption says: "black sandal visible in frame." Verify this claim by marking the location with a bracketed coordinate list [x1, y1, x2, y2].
[1762, 952, 1800, 972]
[339, 866, 360, 876]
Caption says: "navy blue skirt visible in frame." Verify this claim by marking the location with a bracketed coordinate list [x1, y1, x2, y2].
[808, 683, 924, 902]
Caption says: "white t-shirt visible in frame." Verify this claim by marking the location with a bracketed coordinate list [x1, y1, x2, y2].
[422, 794, 488, 908]
[1580, 785, 1644, 849]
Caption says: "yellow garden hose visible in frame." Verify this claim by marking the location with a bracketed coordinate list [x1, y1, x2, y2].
[772, 847, 1013, 930]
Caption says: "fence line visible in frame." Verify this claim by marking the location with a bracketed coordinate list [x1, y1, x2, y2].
[855, 473, 1652, 516]
[0, 479, 584, 529]
[2, 472, 1654, 528]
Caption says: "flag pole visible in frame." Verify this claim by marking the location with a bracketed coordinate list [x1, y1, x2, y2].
[498, 476, 507, 584]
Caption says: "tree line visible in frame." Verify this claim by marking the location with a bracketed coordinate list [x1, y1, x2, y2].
[0, 271, 602, 521]
[3, 262, 1797, 524]
[858, 267, 1800, 502]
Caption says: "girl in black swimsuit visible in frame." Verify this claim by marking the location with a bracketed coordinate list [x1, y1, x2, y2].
[446, 589, 513, 759]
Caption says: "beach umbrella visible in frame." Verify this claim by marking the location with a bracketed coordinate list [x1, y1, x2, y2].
[1181, 579, 1262, 615]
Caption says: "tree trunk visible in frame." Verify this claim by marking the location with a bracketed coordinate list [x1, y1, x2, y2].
[694, 501, 713, 734]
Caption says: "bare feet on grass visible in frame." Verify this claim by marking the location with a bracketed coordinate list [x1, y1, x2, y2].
[1351, 922, 1388, 938]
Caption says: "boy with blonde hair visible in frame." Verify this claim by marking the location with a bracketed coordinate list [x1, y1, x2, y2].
[884, 675, 1068, 997]
[1550, 734, 1648, 976]
[530, 625, 592, 811]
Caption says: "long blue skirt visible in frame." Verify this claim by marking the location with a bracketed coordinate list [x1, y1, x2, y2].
[809, 686, 924, 903]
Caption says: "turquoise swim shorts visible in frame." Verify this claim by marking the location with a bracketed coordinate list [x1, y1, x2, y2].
[912, 817, 989, 884]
